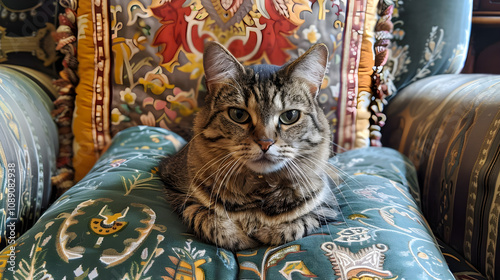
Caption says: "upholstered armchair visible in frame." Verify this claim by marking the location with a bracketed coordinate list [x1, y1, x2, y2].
[0, 0, 497, 279]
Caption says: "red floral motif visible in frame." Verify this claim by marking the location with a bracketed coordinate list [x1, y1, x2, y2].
[151, 0, 301, 67]
[151, 1, 192, 65]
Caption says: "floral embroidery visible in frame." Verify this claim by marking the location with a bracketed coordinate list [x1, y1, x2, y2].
[302, 25, 322, 44]
[111, 108, 126, 125]
[412, 26, 445, 82]
[120, 88, 137, 105]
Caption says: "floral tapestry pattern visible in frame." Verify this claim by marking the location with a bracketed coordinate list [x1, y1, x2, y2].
[109, 0, 359, 148]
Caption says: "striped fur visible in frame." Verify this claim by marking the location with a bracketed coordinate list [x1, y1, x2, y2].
[160, 42, 339, 250]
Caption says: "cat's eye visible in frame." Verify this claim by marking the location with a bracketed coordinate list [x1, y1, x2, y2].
[279, 110, 300, 125]
[228, 108, 251, 124]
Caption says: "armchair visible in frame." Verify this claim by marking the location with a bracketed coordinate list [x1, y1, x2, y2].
[0, 0, 496, 279]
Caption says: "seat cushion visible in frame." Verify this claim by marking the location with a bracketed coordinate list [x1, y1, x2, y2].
[0, 126, 454, 279]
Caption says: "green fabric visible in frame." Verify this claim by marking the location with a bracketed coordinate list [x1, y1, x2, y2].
[0, 126, 454, 279]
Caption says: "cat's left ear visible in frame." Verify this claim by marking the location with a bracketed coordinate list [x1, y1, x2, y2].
[203, 41, 245, 91]
[283, 44, 329, 96]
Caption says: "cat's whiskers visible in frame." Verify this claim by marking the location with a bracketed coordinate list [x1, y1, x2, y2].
[296, 154, 359, 225]
[184, 152, 235, 208]
[210, 157, 244, 249]
[203, 153, 238, 247]
[284, 160, 315, 200]
[298, 153, 362, 191]
[215, 158, 243, 222]
[286, 160, 329, 222]
[283, 160, 326, 238]
[298, 156, 337, 202]
[210, 156, 239, 204]
[290, 156, 340, 231]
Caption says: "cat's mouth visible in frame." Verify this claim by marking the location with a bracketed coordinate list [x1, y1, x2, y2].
[246, 154, 285, 174]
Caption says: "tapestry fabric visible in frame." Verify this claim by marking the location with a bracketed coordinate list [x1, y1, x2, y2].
[0, 66, 58, 251]
[73, 0, 381, 182]
[73, 0, 113, 182]
[382, 74, 500, 280]
[0, 126, 456, 279]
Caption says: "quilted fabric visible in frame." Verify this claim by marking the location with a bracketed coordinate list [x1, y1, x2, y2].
[0, 126, 454, 279]
[73, 0, 380, 182]
[0, 66, 58, 250]
[383, 74, 500, 279]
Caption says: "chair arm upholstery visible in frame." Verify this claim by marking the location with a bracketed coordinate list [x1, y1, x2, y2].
[0, 66, 58, 247]
[382, 74, 500, 279]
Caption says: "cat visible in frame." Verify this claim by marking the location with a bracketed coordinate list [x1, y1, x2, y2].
[159, 41, 339, 251]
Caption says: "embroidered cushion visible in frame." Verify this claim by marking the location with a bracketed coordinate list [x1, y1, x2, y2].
[73, 0, 383, 181]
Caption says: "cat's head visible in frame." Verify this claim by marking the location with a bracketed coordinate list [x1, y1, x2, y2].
[193, 41, 331, 174]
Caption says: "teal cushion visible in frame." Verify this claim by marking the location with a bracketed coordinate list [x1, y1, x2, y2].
[0, 126, 454, 279]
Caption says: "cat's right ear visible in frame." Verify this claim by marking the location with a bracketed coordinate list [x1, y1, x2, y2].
[203, 41, 245, 91]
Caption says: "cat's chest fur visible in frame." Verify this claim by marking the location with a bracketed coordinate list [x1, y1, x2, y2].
[194, 166, 325, 218]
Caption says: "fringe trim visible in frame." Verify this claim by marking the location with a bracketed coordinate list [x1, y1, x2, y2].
[50, 0, 78, 196]
[369, 0, 394, 147]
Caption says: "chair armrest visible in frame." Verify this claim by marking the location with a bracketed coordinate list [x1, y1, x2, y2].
[0, 66, 58, 247]
[382, 73, 500, 279]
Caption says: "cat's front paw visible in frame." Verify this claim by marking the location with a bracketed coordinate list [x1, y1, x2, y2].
[253, 214, 321, 245]
[208, 233, 259, 251]
[191, 213, 260, 251]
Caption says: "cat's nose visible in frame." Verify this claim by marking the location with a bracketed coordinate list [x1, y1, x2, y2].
[256, 139, 274, 152]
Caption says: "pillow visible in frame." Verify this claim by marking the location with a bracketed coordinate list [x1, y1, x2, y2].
[73, 0, 382, 181]
[0, 0, 79, 196]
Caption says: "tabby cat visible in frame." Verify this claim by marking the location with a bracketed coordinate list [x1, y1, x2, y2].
[159, 42, 339, 251]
